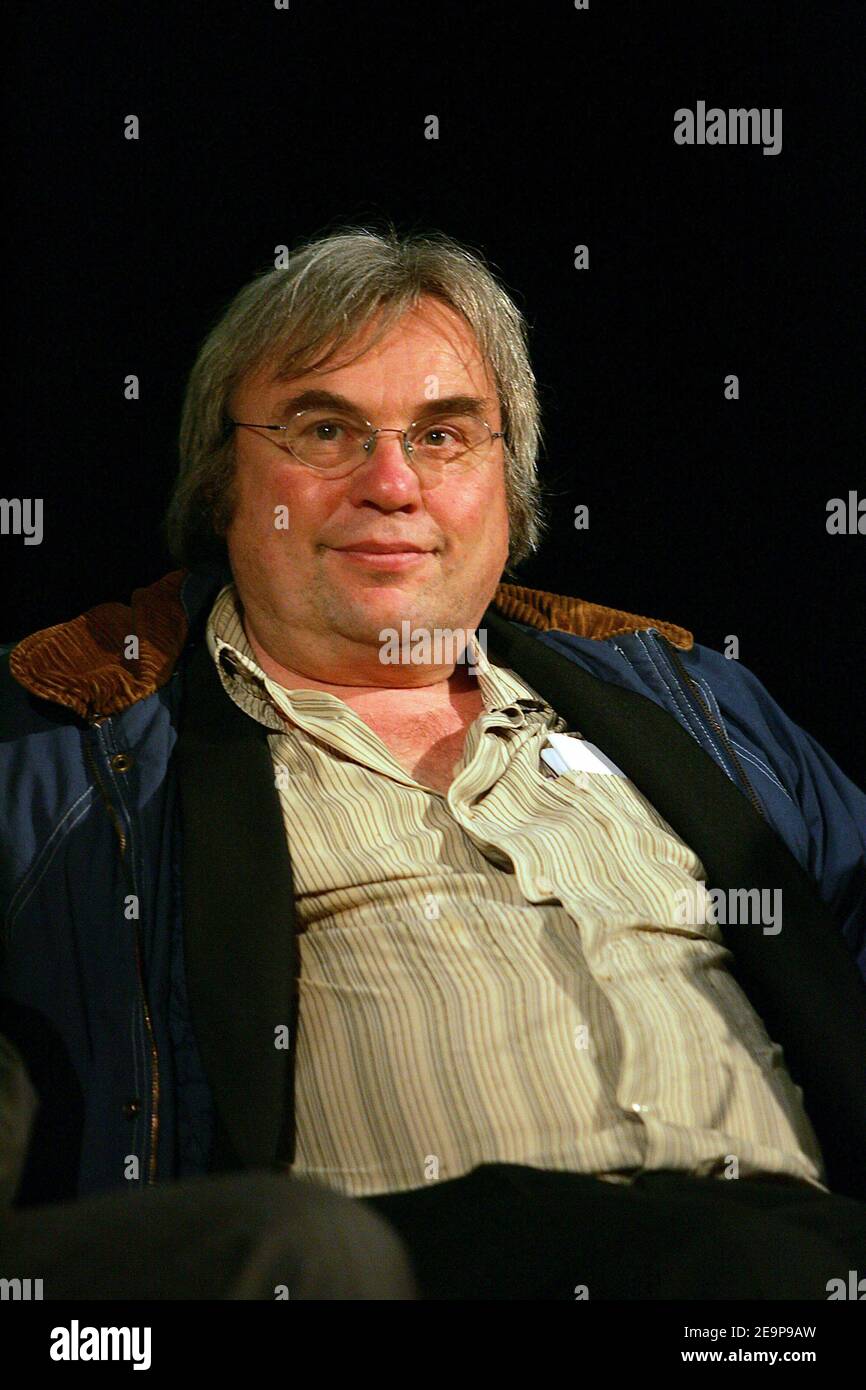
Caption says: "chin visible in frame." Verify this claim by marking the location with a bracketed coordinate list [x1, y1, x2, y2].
[343, 594, 432, 635]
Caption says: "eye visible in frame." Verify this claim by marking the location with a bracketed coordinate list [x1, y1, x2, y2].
[306, 418, 348, 441]
[418, 424, 461, 447]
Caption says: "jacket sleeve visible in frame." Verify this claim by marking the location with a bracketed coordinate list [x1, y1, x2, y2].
[695, 648, 866, 976]
[779, 716, 866, 970]
[0, 1031, 38, 1211]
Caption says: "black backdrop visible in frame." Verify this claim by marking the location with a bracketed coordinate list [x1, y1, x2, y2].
[7, 0, 865, 788]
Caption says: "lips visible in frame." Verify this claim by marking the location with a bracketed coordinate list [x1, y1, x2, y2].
[331, 543, 433, 570]
[335, 542, 431, 554]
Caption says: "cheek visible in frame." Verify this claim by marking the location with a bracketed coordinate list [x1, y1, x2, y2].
[463, 475, 510, 538]
[228, 458, 271, 527]
[230, 462, 325, 546]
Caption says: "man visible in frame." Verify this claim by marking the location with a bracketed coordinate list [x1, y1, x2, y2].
[2, 225, 866, 1299]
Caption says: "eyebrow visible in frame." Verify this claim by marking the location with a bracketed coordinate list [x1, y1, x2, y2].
[268, 388, 492, 423]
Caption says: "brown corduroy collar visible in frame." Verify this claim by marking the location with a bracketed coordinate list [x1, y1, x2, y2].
[8, 568, 693, 723]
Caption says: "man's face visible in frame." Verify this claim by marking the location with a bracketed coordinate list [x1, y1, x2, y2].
[225, 296, 511, 687]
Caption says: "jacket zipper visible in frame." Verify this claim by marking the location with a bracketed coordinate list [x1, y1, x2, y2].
[660, 639, 767, 823]
[85, 723, 159, 1184]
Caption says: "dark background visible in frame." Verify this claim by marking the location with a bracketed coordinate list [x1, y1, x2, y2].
[6, 0, 865, 786]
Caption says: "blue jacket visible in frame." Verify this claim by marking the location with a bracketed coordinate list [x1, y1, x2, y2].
[2, 560, 866, 1204]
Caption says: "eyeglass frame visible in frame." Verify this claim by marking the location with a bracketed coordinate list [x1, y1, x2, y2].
[227, 408, 505, 477]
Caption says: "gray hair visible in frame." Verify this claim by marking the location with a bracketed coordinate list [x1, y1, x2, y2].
[162, 223, 549, 578]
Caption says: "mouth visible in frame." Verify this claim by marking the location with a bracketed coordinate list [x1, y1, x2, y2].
[333, 539, 439, 567]
[331, 545, 434, 570]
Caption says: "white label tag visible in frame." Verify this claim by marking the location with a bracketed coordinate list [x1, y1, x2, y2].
[541, 731, 627, 778]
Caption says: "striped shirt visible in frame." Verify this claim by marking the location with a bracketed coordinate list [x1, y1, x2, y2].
[205, 582, 827, 1197]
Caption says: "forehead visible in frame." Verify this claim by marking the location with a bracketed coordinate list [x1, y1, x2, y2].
[245, 297, 494, 401]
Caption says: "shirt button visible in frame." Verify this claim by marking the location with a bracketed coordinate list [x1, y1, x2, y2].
[630, 1103, 651, 1114]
